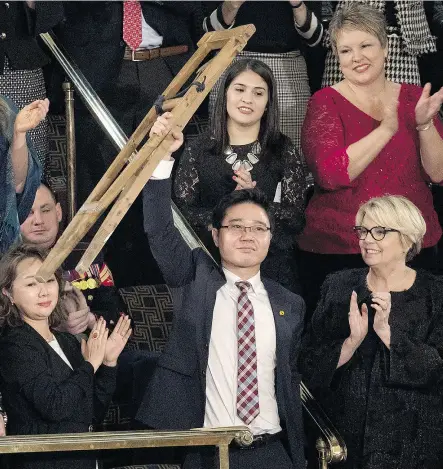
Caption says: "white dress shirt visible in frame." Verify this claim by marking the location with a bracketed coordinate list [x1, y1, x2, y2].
[204, 269, 281, 435]
[140, 15, 163, 49]
[48, 338, 73, 370]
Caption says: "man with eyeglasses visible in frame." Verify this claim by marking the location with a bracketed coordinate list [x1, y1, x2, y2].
[136, 113, 306, 469]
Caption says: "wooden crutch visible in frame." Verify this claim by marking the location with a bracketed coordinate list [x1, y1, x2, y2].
[36, 25, 256, 282]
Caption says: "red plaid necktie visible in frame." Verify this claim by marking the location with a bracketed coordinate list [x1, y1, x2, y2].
[236, 281, 260, 425]
[123, 0, 142, 51]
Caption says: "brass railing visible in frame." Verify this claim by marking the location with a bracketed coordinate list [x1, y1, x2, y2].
[42, 31, 347, 467]
[0, 428, 252, 469]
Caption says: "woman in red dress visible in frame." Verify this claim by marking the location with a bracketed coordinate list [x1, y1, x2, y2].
[298, 3, 443, 318]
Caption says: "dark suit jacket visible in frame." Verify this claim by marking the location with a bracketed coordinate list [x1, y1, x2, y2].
[54, 1, 205, 92]
[136, 179, 306, 469]
[0, 1, 64, 73]
[0, 323, 116, 469]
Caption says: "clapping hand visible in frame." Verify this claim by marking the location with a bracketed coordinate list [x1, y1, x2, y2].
[14, 99, 49, 135]
[347, 291, 369, 350]
[233, 166, 257, 190]
[81, 317, 108, 372]
[379, 84, 400, 136]
[372, 292, 391, 347]
[149, 112, 184, 158]
[337, 291, 368, 368]
[103, 315, 132, 367]
[415, 83, 443, 126]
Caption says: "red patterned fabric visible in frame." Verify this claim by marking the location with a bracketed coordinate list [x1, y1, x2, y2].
[298, 84, 443, 254]
[123, 0, 142, 51]
[235, 281, 260, 425]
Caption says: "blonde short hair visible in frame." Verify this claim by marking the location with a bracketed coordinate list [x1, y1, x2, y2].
[355, 195, 426, 261]
[329, 3, 388, 56]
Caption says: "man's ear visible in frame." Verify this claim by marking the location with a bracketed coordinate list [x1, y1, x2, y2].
[212, 228, 220, 248]
[56, 202, 62, 223]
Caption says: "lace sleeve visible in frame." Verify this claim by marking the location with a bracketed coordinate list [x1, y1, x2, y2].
[173, 141, 213, 231]
[302, 91, 356, 191]
[269, 140, 307, 249]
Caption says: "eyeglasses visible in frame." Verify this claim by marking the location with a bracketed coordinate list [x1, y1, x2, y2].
[219, 224, 271, 236]
[353, 226, 400, 241]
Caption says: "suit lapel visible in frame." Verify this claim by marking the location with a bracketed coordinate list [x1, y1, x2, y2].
[196, 267, 225, 393]
[262, 279, 293, 354]
[262, 278, 294, 417]
[53, 332, 83, 370]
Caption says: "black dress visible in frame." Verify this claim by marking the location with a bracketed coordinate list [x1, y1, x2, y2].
[0, 323, 116, 469]
[173, 132, 306, 292]
[299, 268, 443, 469]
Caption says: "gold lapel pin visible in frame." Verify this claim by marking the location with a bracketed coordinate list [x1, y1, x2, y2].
[279, 310, 285, 316]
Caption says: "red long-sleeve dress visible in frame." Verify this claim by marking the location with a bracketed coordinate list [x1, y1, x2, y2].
[298, 83, 443, 254]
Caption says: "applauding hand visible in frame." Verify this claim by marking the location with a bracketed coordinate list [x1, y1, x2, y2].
[372, 292, 391, 348]
[337, 291, 368, 368]
[14, 99, 49, 135]
[379, 84, 400, 136]
[233, 166, 257, 190]
[415, 83, 443, 127]
[81, 317, 108, 372]
[348, 290, 369, 349]
[103, 315, 132, 367]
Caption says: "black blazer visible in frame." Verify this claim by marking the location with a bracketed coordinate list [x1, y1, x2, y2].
[55, 1, 205, 92]
[0, 323, 116, 469]
[0, 1, 64, 74]
[136, 179, 306, 469]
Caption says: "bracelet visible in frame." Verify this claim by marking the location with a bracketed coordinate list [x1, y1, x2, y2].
[416, 121, 434, 132]
[292, 1, 304, 8]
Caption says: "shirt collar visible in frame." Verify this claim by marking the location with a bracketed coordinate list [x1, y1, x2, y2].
[222, 268, 262, 294]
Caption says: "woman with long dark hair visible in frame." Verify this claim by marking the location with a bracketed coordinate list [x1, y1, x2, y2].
[174, 59, 306, 292]
[0, 244, 131, 469]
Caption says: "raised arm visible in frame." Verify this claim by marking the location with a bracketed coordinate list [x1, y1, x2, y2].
[143, 113, 203, 287]
[10, 99, 48, 193]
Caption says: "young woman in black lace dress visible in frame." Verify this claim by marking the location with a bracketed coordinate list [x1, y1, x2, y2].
[174, 59, 306, 293]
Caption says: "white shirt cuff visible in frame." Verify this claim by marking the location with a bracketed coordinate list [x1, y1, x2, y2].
[151, 158, 175, 180]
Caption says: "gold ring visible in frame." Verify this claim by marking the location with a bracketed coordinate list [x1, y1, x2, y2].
[91, 331, 99, 339]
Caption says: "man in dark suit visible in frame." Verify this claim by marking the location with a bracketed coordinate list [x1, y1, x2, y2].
[50, 1, 206, 288]
[136, 115, 306, 469]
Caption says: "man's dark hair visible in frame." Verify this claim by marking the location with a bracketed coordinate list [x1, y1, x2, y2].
[40, 179, 58, 204]
[212, 189, 274, 232]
